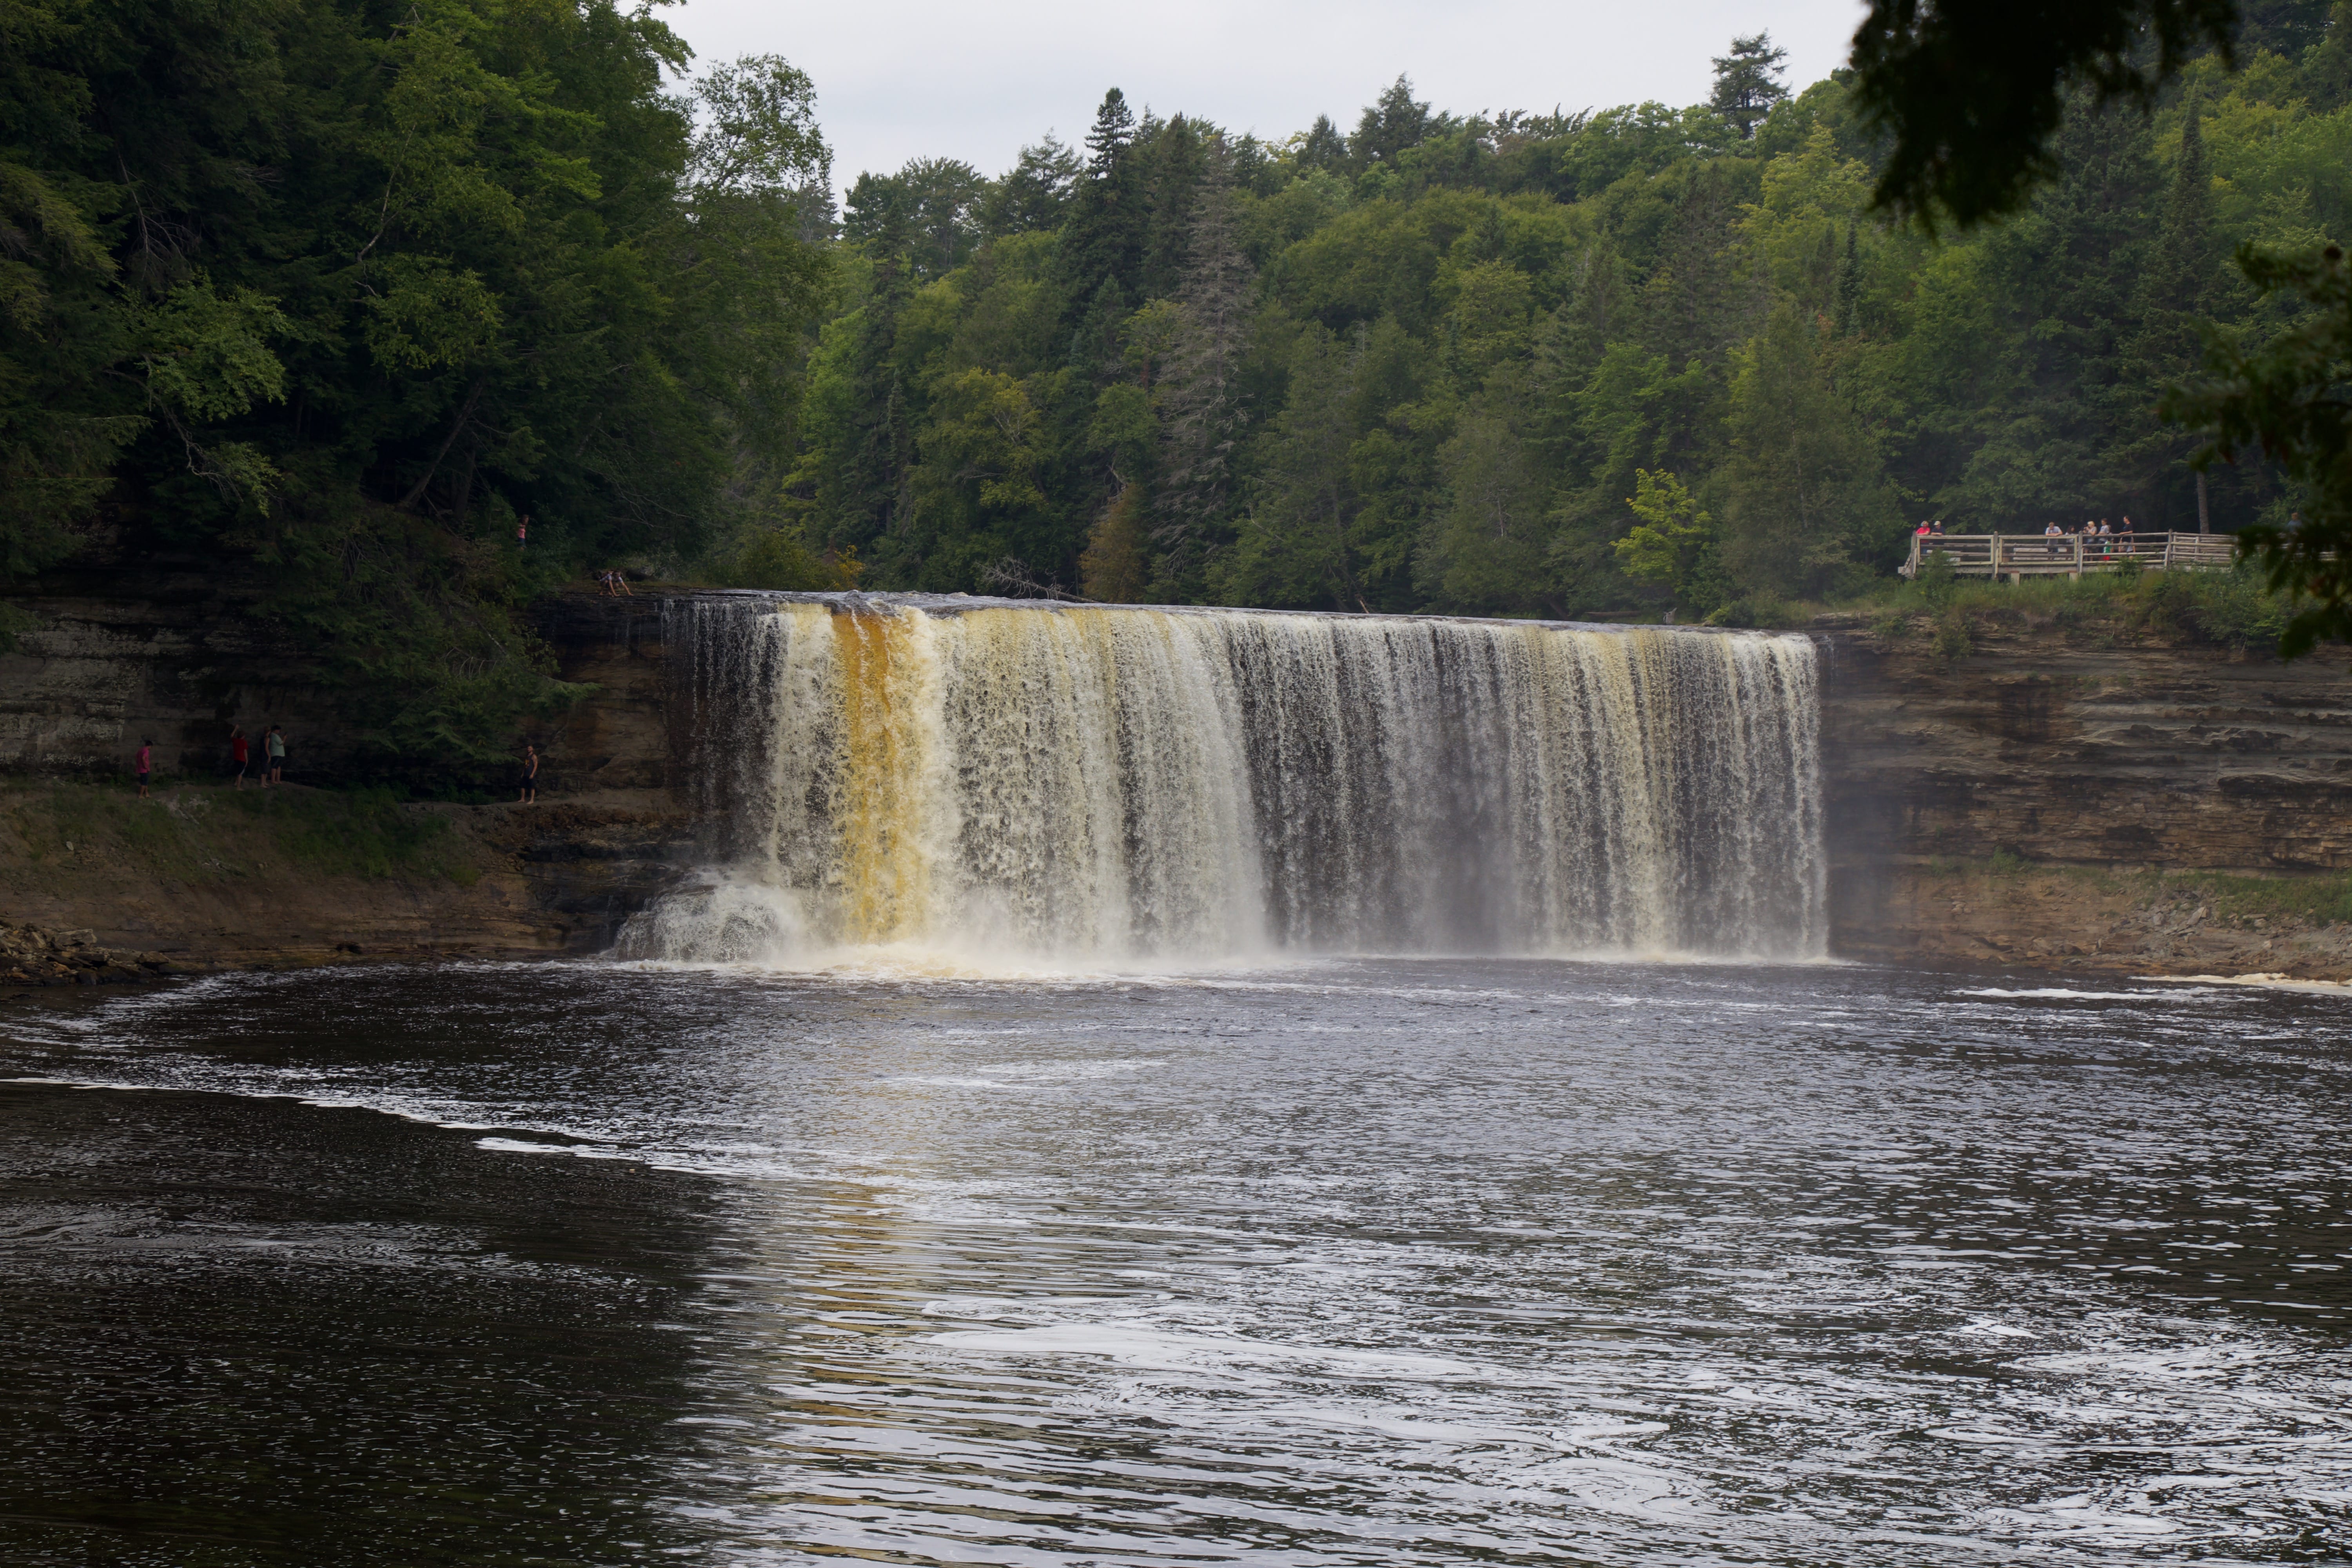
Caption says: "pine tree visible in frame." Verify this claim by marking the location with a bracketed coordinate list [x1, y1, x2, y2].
[981, 135, 1082, 237]
[1352, 76, 1433, 169]
[1836, 223, 1864, 335]
[1060, 89, 1145, 307]
[1718, 303, 1900, 595]
[1152, 134, 1257, 570]
[1295, 114, 1348, 174]
[1710, 33, 1789, 139]
[2117, 95, 2222, 525]
[1644, 165, 1750, 369]
[1080, 480, 1149, 601]
[1140, 114, 1203, 300]
[1218, 326, 1362, 608]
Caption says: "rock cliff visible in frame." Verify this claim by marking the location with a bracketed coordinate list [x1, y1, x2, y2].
[0, 572, 689, 966]
[1817, 613, 2352, 976]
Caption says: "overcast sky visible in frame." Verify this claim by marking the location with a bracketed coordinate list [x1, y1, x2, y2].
[666, 0, 1872, 196]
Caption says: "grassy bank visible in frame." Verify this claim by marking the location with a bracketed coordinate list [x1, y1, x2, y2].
[0, 779, 486, 892]
[1834, 557, 2294, 655]
[1923, 853, 2352, 928]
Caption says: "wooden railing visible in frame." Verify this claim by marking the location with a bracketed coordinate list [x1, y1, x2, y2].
[1900, 531, 2239, 581]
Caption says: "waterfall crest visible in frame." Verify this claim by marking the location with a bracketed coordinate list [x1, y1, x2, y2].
[619, 595, 1827, 965]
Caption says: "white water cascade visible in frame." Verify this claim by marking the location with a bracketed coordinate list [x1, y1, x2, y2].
[616, 594, 1828, 966]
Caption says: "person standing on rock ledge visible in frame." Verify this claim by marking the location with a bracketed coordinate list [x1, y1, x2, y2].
[265, 725, 285, 787]
[518, 743, 539, 805]
[136, 739, 152, 799]
[230, 726, 250, 789]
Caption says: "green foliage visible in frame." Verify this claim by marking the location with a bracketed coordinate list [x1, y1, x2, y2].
[1711, 34, 1791, 141]
[0, 0, 831, 763]
[1080, 481, 1149, 601]
[2129, 558, 2294, 646]
[722, 524, 862, 592]
[1914, 548, 1960, 607]
[1861, 554, 2291, 650]
[1613, 468, 1716, 608]
[31, 9, 2319, 679]
[1850, 0, 2239, 227]
[1705, 591, 1809, 630]
[782, 36, 2342, 629]
[1932, 601, 1976, 659]
[2166, 241, 2352, 653]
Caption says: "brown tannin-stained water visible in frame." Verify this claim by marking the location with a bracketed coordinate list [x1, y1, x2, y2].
[4, 957, 2351, 1564]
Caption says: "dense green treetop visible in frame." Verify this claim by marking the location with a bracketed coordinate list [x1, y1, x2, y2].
[794, 2, 2350, 625]
[0, 0, 829, 762]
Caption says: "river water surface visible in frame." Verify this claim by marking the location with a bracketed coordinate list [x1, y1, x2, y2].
[3, 957, 2349, 1564]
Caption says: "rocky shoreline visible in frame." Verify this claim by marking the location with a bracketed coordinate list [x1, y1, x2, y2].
[0, 918, 196, 987]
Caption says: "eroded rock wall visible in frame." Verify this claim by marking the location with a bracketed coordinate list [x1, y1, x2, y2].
[1817, 615, 2352, 973]
[0, 570, 691, 964]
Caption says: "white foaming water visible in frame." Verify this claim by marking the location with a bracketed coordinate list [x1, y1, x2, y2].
[617, 595, 1827, 967]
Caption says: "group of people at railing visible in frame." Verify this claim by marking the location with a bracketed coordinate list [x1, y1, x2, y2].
[1911, 516, 2142, 544]
[1910, 517, 2166, 563]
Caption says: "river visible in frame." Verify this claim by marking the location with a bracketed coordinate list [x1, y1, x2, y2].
[3, 955, 2348, 1564]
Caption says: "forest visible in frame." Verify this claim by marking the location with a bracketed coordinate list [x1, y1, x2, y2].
[4, 0, 2350, 757]
[794, 5, 2352, 623]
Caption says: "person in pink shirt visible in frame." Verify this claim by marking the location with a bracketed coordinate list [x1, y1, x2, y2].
[136, 739, 153, 799]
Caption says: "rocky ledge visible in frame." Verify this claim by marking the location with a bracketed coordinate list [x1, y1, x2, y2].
[0, 918, 195, 986]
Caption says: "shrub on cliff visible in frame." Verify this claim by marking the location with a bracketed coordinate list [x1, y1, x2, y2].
[2131, 562, 2294, 650]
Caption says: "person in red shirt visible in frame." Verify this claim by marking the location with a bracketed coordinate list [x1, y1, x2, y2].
[230, 726, 250, 789]
[136, 739, 152, 799]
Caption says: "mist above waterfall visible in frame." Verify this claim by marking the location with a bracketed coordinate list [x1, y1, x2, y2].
[618, 595, 1826, 967]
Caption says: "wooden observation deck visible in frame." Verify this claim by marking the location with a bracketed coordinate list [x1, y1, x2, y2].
[1900, 531, 2238, 583]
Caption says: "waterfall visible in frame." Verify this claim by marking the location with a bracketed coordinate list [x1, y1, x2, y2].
[617, 594, 1827, 966]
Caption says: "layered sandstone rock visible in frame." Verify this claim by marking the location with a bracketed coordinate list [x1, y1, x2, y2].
[1817, 613, 2352, 975]
[0, 579, 691, 964]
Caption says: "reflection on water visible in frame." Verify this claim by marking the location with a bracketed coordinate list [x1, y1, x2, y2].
[4, 958, 2351, 1564]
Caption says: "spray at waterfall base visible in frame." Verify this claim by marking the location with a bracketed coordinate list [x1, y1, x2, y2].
[620, 595, 1826, 969]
